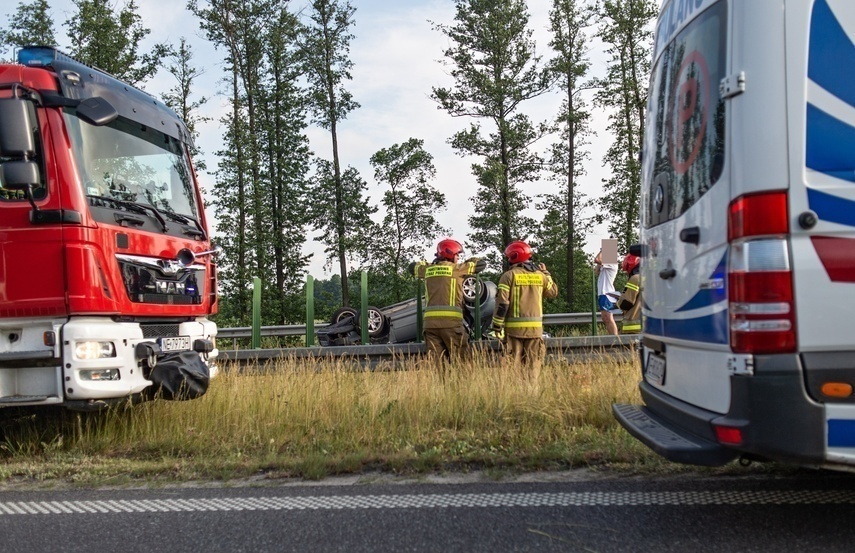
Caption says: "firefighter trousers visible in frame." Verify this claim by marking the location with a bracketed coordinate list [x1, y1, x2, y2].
[503, 336, 546, 383]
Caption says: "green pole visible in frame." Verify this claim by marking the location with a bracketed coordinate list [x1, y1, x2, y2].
[591, 267, 598, 337]
[416, 278, 424, 343]
[305, 275, 315, 347]
[360, 271, 369, 344]
[252, 276, 262, 348]
[473, 275, 482, 341]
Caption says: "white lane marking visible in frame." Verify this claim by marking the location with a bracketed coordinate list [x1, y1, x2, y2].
[2, 490, 855, 516]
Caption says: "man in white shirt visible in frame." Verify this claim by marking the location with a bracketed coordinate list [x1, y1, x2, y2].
[595, 250, 619, 335]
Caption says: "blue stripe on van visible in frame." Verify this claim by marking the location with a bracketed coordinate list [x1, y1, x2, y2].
[644, 310, 728, 344]
[808, 0, 855, 109]
[806, 103, 855, 180]
[808, 188, 855, 227]
[805, 104, 855, 181]
[674, 252, 727, 313]
[828, 419, 855, 448]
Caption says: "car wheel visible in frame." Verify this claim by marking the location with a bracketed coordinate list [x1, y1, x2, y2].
[462, 276, 487, 305]
[364, 306, 388, 337]
[330, 307, 357, 324]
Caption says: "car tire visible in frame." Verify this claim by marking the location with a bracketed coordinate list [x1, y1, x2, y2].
[363, 306, 388, 337]
[462, 276, 488, 306]
[330, 307, 358, 324]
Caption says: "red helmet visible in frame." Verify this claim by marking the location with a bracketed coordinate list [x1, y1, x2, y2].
[622, 254, 640, 274]
[504, 240, 532, 264]
[436, 238, 463, 261]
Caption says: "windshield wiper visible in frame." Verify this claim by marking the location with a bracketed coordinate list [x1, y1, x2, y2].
[87, 195, 169, 232]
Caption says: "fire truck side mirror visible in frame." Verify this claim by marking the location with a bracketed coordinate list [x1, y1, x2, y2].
[0, 97, 36, 158]
[76, 97, 119, 127]
[1, 160, 40, 190]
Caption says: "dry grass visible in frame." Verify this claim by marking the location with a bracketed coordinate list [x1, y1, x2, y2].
[0, 350, 677, 485]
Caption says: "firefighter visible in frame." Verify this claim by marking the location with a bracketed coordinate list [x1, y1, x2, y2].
[617, 254, 642, 334]
[491, 240, 558, 383]
[409, 239, 486, 364]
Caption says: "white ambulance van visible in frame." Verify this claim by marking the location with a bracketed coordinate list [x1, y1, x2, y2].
[613, 0, 855, 468]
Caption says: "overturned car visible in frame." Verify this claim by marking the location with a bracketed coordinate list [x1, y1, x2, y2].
[317, 276, 496, 346]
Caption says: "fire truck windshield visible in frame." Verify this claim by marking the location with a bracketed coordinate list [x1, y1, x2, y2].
[64, 109, 200, 220]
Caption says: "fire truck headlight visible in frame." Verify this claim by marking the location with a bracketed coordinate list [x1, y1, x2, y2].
[74, 341, 117, 360]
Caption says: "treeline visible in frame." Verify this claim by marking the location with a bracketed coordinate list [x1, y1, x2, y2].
[0, 0, 657, 326]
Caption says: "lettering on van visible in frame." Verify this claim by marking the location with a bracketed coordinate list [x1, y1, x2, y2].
[655, 0, 717, 60]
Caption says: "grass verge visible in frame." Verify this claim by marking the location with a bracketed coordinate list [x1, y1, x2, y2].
[0, 351, 786, 487]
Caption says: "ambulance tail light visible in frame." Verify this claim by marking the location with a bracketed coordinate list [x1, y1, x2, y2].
[727, 192, 796, 354]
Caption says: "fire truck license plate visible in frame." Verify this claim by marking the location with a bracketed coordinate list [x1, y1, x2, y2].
[159, 336, 191, 352]
[645, 352, 666, 386]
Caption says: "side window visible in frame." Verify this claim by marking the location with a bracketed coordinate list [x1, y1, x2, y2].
[643, 0, 727, 228]
[0, 99, 47, 202]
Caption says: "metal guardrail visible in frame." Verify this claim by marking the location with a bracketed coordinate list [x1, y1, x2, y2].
[216, 312, 623, 348]
[219, 335, 637, 369]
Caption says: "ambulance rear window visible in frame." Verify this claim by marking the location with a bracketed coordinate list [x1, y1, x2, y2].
[643, 0, 727, 228]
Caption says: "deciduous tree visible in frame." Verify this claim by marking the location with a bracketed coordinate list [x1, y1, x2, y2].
[369, 138, 448, 303]
[0, 0, 56, 60]
[64, 0, 168, 85]
[299, 0, 360, 306]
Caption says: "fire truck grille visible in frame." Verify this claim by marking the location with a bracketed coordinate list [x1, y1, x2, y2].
[137, 294, 201, 305]
[141, 324, 181, 339]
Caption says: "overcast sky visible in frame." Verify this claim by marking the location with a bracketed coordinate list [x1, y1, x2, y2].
[16, 0, 617, 277]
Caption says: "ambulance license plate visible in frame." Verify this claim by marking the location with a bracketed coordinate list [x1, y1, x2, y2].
[645, 352, 666, 386]
[158, 336, 191, 352]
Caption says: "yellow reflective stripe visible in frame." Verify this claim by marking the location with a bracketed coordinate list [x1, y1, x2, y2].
[425, 305, 462, 313]
[467, 261, 475, 274]
[506, 321, 543, 328]
[424, 311, 464, 319]
[497, 284, 510, 292]
[622, 323, 641, 330]
[546, 276, 554, 289]
[625, 283, 639, 292]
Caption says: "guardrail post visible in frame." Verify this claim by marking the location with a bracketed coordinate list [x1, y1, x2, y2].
[591, 267, 598, 337]
[416, 278, 423, 343]
[360, 271, 369, 345]
[305, 275, 315, 347]
[473, 275, 481, 341]
[252, 276, 262, 348]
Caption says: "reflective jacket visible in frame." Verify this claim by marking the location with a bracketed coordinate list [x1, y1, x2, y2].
[618, 273, 642, 334]
[413, 258, 485, 329]
[493, 263, 558, 339]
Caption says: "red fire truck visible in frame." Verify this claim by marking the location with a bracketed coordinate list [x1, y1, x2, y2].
[0, 47, 218, 409]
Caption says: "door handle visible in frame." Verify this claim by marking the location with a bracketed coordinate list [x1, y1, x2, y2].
[659, 268, 676, 280]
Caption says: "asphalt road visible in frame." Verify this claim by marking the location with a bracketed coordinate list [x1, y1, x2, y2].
[2, 470, 855, 552]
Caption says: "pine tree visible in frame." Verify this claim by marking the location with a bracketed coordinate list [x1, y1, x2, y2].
[0, 0, 56, 60]
[263, 9, 312, 323]
[594, 0, 658, 252]
[431, 0, 551, 269]
[545, 0, 595, 308]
